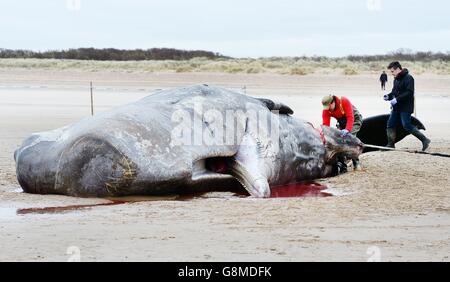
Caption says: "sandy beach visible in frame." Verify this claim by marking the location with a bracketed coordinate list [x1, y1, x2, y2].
[1, 69, 449, 261]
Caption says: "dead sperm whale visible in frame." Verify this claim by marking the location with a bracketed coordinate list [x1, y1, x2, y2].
[356, 114, 426, 153]
[14, 85, 364, 198]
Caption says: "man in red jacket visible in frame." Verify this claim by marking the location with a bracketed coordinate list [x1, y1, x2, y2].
[322, 95, 363, 171]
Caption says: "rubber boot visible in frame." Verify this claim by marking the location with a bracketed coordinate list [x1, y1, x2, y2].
[386, 128, 396, 148]
[411, 128, 431, 151]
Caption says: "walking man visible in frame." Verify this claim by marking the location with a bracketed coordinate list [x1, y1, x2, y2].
[384, 61, 431, 151]
[380, 71, 388, 90]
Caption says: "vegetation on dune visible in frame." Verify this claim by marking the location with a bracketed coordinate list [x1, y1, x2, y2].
[0, 48, 449, 75]
[0, 47, 226, 61]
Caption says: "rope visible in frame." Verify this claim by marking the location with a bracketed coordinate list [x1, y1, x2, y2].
[363, 144, 450, 158]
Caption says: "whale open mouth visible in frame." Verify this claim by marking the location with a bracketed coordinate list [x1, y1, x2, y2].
[191, 130, 272, 198]
[191, 156, 245, 194]
[193, 153, 270, 198]
[192, 156, 234, 182]
[205, 157, 230, 174]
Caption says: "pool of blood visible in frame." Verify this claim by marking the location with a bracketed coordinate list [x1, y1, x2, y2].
[269, 182, 332, 198]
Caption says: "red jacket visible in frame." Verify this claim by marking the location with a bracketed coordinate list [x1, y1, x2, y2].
[322, 96, 354, 132]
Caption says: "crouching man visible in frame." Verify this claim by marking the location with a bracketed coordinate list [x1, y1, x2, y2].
[322, 94, 363, 171]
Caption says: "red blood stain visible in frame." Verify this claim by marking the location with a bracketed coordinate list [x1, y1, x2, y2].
[16, 183, 330, 215]
[16, 200, 127, 215]
[269, 182, 332, 198]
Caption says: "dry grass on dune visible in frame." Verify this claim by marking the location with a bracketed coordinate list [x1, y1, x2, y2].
[1, 57, 450, 76]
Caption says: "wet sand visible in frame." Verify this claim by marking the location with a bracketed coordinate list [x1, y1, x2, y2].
[0, 70, 449, 261]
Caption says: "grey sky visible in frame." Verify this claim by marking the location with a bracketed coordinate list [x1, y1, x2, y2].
[1, 0, 449, 57]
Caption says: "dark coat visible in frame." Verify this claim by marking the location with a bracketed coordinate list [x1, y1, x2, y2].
[387, 69, 415, 113]
[380, 73, 388, 82]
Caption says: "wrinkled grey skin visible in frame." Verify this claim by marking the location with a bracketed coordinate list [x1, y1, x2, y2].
[15, 85, 363, 198]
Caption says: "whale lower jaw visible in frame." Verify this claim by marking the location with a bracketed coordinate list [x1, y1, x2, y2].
[191, 158, 235, 182]
[226, 159, 270, 198]
[191, 156, 270, 198]
[191, 132, 271, 198]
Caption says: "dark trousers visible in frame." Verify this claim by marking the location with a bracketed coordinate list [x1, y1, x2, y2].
[335, 108, 363, 171]
[387, 111, 415, 132]
[381, 81, 386, 90]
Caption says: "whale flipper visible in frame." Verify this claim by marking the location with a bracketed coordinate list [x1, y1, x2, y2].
[257, 98, 294, 115]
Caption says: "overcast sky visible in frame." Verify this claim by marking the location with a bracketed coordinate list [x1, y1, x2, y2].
[1, 0, 449, 57]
